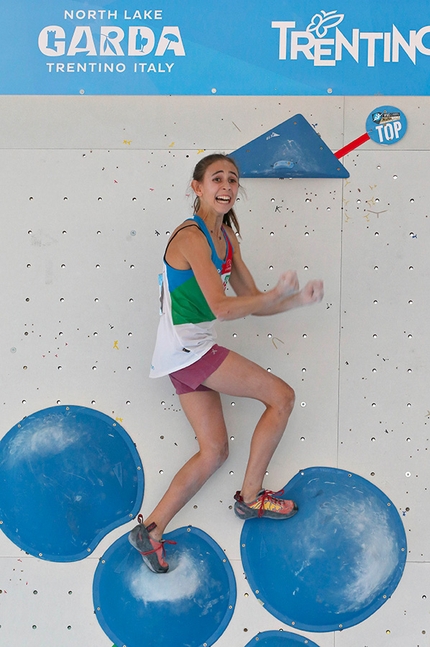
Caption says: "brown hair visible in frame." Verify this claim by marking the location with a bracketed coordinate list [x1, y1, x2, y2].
[192, 153, 241, 236]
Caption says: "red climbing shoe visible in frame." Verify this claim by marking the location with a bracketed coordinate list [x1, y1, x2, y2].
[234, 489, 298, 520]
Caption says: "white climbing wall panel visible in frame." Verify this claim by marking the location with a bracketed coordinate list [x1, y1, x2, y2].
[0, 95, 429, 646]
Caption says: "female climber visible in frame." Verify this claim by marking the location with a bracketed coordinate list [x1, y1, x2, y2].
[129, 153, 324, 572]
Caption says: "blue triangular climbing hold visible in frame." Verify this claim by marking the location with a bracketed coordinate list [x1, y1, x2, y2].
[230, 114, 349, 179]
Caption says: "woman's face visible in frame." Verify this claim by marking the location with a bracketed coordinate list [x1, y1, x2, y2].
[192, 159, 239, 216]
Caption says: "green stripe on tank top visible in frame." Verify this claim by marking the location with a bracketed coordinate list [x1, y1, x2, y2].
[171, 275, 216, 325]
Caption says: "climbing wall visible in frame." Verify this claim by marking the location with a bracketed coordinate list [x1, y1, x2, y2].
[0, 95, 428, 646]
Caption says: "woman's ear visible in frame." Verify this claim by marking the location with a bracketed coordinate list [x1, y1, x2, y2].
[191, 179, 202, 196]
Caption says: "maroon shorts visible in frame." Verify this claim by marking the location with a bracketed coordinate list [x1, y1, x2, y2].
[169, 345, 230, 395]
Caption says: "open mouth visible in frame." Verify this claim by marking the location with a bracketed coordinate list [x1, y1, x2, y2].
[216, 196, 231, 204]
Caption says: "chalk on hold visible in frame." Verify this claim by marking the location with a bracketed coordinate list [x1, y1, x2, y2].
[240, 466, 407, 632]
[93, 526, 236, 647]
[0, 405, 144, 562]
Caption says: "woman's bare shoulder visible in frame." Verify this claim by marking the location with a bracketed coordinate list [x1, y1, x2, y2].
[170, 220, 203, 239]
[165, 220, 208, 269]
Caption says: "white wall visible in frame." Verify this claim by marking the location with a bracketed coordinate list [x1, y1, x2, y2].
[0, 95, 429, 646]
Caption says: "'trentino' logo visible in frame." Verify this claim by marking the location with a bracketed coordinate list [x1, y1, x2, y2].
[272, 10, 430, 66]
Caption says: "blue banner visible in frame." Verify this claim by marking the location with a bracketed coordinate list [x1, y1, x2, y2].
[1, 0, 430, 95]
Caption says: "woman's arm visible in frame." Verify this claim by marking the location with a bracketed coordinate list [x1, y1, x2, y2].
[175, 226, 323, 321]
[227, 229, 324, 315]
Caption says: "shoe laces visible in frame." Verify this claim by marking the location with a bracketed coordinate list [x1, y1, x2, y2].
[257, 489, 286, 517]
[140, 539, 177, 559]
[235, 489, 287, 517]
[136, 514, 177, 557]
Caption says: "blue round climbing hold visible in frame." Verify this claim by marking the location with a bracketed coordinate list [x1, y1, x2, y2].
[0, 405, 143, 561]
[240, 467, 407, 632]
[93, 526, 236, 647]
[245, 630, 321, 647]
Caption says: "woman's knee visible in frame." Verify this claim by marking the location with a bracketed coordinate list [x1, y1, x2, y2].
[215, 441, 230, 468]
[201, 441, 229, 472]
[271, 379, 295, 417]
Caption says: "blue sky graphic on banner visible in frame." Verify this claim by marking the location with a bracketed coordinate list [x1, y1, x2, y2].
[1, 0, 430, 95]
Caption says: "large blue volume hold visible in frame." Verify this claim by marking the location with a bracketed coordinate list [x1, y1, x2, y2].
[231, 114, 349, 178]
[93, 526, 236, 647]
[245, 630, 321, 647]
[240, 466, 407, 632]
[0, 405, 144, 561]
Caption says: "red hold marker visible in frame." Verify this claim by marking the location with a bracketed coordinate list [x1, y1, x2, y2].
[335, 132, 370, 159]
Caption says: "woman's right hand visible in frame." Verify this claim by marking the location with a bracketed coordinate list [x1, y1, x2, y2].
[275, 271, 300, 299]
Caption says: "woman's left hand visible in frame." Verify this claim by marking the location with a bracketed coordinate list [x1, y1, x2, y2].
[299, 280, 324, 305]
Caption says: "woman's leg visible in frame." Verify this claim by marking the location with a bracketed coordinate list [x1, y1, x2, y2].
[203, 350, 295, 504]
[131, 350, 294, 570]
[144, 388, 229, 541]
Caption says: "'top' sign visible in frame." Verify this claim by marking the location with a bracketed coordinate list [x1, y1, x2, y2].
[366, 106, 408, 145]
